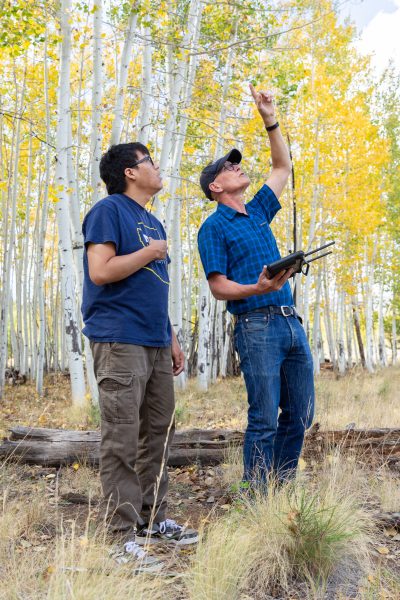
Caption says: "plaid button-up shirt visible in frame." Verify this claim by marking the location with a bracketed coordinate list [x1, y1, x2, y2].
[197, 184, 293, 315]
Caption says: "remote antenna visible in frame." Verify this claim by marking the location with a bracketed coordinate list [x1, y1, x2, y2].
[304, 240, 335, 258]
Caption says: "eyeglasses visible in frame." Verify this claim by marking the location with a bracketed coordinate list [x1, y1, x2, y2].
[221, 161, 239, 172]
[130, 155, 154, 168]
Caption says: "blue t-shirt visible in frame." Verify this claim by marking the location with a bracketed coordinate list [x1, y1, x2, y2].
[197, 184, 293, 315]
[81, 193, 171, 346]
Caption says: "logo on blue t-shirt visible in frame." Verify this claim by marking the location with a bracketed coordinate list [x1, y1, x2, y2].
[137, 221, 169, 278]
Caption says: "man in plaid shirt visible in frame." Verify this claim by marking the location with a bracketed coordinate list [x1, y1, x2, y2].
[197, 85, 314, 487]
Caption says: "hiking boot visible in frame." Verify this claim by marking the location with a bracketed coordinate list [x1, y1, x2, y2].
[110, 538, 164, 573]
[136, 518, 198, 546]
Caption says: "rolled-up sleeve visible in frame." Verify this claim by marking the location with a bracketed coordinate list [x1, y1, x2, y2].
[197, 221, 228, 278]
[246, 184, 281, 224]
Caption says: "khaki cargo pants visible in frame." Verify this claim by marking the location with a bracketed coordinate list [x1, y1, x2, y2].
[90, 342, 175, 537]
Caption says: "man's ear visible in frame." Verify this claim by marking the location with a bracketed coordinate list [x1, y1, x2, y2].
[209, 181, 223, 195]
[124, 167, 137, 182]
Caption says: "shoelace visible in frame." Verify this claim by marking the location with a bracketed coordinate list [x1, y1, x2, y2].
[124, 540, 146, 559]
[159, 518, 183, 534]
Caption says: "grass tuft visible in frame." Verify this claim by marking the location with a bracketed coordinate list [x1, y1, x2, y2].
[187, 457, 373, 599]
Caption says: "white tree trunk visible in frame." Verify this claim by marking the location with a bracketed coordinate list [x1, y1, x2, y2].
[68, 108, 99, 404]
[337, 291, 346, 375]
[323, 272, 336, 368]
[164, 0, 202, 388]
[196, 21, 237, 385]
[213, 298, 224, 382]
[9, 298, 18, 370]
[137, 27, 152, 146]
[15, 244, 23, 373]
[110, 8, 138, 145]
[392, 289, 397, 365]
[55, 0, 86, 406]
[90, 0, 103, 205]
[67, 117, 85, 293]
[0, 75, 25, 396]
[302, 118, 319, 339]
[345, 302, 353, 369]
[378, 274, 388, 367]
[312, 266, 322, 374]
[184, 191, 195, 360]
[36, 38, 50, 394]
[197, 273, 211, 391]
[153, 0, 201, 221]
[36, 182, 48, 394]
[169, 201, 186, 389]
[364, 246, 376, 373]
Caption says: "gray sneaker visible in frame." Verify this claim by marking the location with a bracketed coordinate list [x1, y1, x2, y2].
[136, 519, 199, 546]
[111, 538, 164, 573]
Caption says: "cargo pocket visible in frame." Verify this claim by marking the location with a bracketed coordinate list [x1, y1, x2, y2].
[96, 371, 137, 424]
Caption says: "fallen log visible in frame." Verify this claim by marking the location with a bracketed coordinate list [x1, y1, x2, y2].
[0, 426, 243, 467]
[0, 424, 399, 467]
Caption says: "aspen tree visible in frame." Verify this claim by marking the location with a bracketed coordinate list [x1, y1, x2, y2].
[110, 6, 138, 145]
[153, 0, 201, 222]
[90, 0, 103, 205]
[137, 27, 152, 145]
[54, 0, 86, 405]
[0, 73, 25, 397]
[36, 31, 51, 394]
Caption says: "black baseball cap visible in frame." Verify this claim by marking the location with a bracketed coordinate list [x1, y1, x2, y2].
[200, 148, 242, 200]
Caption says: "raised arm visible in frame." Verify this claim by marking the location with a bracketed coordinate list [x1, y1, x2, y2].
[249, 84, 291, 199]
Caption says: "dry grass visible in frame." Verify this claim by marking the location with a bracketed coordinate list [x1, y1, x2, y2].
[187, 458, 373, 599]
[369, 469, 400, 514]
[0, 462, 182, 600]
[175, 365, 400, 430]
[1, 366, 399, 434]
[1, 451, 399, 598]
[1, 367, 399, 598]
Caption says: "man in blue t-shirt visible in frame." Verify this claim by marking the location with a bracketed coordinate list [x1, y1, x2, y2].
[197, 85, 315, 487]
[82, 143, 197, 570]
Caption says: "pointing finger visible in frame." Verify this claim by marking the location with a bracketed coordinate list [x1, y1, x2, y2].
[249, 83, 258, 100]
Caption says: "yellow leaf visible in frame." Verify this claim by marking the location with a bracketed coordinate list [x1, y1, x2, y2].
[72, 462, 80, 471]
[377, 546, 389, 555]
[367, 574, 375, 583]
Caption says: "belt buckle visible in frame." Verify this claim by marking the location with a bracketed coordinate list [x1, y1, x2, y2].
[281, 305, 292, 317]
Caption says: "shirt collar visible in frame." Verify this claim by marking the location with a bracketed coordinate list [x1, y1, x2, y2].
[216, 202, 247, 220]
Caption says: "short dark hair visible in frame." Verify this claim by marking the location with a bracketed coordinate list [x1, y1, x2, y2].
[99, 143, 149, 194]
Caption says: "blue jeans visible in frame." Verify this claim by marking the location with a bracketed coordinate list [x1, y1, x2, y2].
[234, 309, 314, 484]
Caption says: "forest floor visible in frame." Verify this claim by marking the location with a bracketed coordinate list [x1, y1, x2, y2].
[0, 367, 399, 599]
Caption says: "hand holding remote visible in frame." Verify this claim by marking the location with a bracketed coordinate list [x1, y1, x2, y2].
[255, 265, 294, 294]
